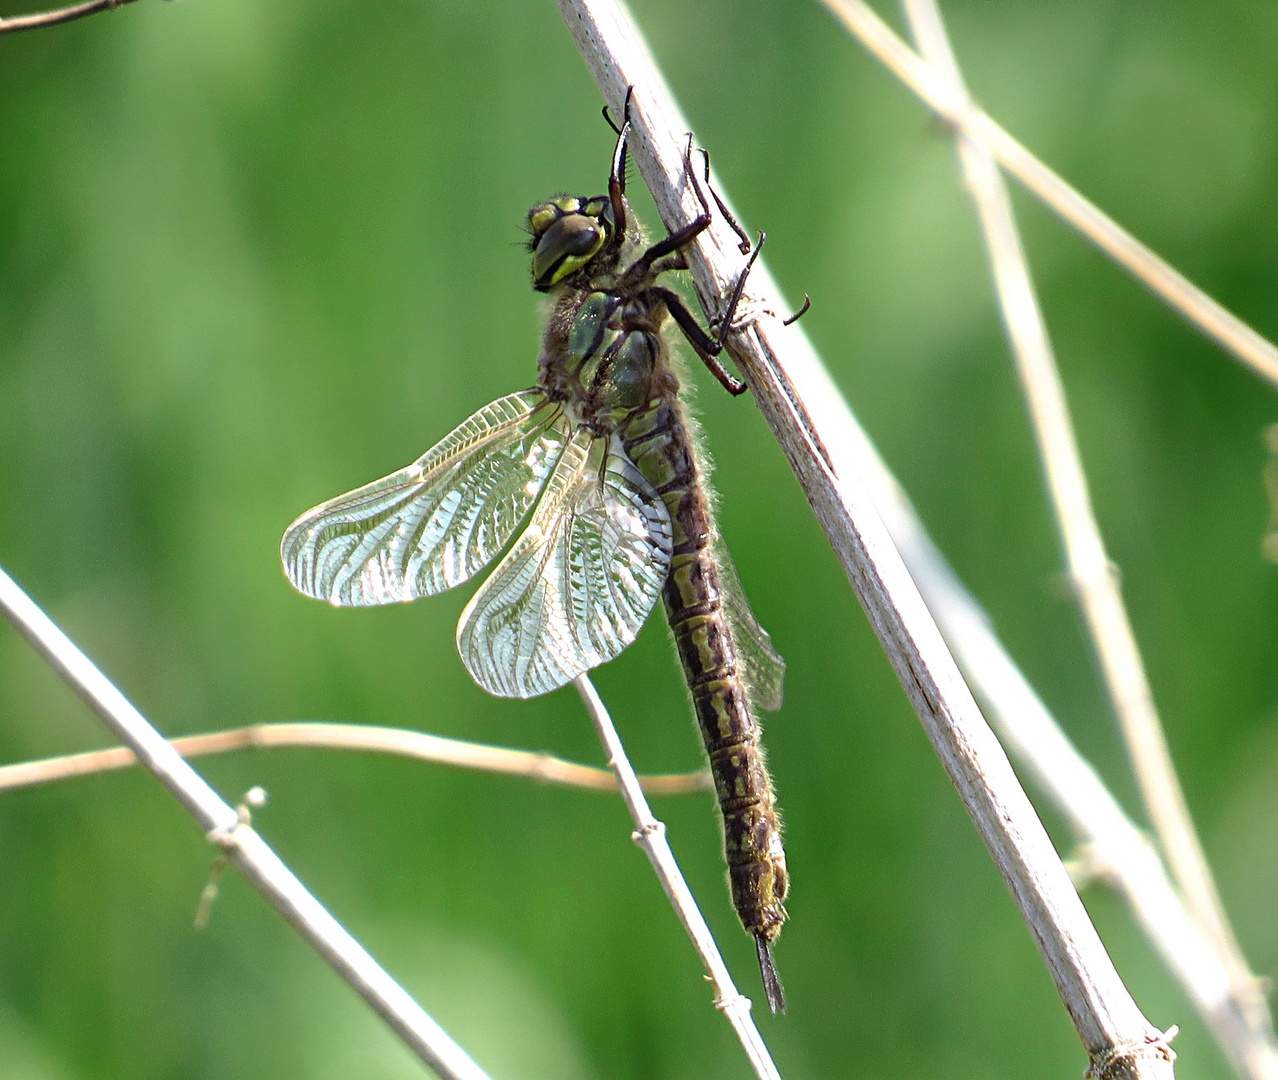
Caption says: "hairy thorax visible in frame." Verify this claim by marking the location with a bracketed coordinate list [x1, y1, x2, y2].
[538, 284, 679, 436]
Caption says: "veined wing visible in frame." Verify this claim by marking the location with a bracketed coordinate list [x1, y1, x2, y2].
[713, 532, 786, 712]
[457, 429, 673, 698]
[282, 391, 570, 606]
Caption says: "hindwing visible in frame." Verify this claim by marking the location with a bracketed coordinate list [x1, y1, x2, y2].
[457, 429, 673, 698]
[712, 532, 786, 712]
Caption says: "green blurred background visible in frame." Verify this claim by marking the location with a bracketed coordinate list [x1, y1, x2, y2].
[2, 0, 1277, 1076]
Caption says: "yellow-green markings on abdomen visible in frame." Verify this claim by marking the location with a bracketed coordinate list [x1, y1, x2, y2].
[622, 387, 788, 953]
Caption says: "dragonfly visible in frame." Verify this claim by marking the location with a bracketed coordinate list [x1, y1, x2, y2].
[280, 106, 790, 1012]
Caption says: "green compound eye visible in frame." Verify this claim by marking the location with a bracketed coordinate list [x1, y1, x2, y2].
[531, 213, 609, 288]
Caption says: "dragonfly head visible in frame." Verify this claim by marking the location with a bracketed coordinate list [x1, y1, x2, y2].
[527, 195, 616, 290]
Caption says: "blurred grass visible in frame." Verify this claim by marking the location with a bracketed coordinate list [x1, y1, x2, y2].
[2, 0, 1278, 1077]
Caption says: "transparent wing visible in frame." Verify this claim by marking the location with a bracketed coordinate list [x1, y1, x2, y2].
[281, 391, 570, 606]
[457, 430, 673, 698]
[713, 532, 786, 712]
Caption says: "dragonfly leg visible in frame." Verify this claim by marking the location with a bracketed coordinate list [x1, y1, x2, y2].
[649, 249, 688, 274]
[783, 294, 812, 326]
[708, 232, 765, 343]
[622, 130, 773, 396]
[601, 84, 632, 137]
[697, 147, 752, 255]
[623, 134, 714, 285]
[627, 208, 710, 280]
[653, 285, 748, 396]
[691, 141, 811, 326]
[683, 141, 813, 330]
[606, 87, 637, 241]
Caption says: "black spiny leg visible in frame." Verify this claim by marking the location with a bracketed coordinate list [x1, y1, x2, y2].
[622, 134, 714, 286]
[608, 122, 631, 240]
[650, 232, 765, 397]
[783, 294, 812, 326]
[656, 285, 748, 396]
[601, 101, 623, 136]
[698, 148, 752, 255]
[691, 142, 814, 329]
[606, 87, 637, 241]
[623, 203, 711, 284]
[615, 129, 769, 396]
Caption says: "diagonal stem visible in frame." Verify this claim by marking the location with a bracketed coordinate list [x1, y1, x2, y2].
[817, 0, 1278, 389]
[573, 675, 782, 1080]
[0, 0, 141, 35]
[895, 3, 1276, 1076]
[0, 565, 492, 1080]
[890, 477, 1278, 1080]
[557, 3, 1175, 1076]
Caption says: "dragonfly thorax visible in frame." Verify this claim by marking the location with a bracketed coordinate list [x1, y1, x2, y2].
[541, 288, 667, 434]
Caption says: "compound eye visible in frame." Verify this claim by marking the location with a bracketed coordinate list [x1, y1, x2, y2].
[557, 216, 601, 255]
[531, 213, 608, 289]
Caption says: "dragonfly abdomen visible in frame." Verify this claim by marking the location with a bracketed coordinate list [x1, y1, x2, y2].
[621, 389, 789, 1010]
[667, 559, 789, 938]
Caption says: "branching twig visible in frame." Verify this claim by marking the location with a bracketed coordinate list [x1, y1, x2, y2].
[893, 496, 1278, 1080]
[573, 676, 781, 1080]
[0, 566, 491, 1080]
[816, 0, 1278, 389]
[557, 2, 1175, 1076]
[6, 1, 1259, 1075]
[0, 0, 141, 35]
[895, 2, 1277, 1078]
[0, 721, 711, 796]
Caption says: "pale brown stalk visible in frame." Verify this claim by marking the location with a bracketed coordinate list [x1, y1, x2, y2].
[0, 567, 491, 1080]
[818, 0, 1278, 389]
[556, 2, 1176, 1075]
[0, 721, 710, 796]
[895, 3, 1276, 1074]
[574, 676, 782, 1080]
[0, 0, 141, 35]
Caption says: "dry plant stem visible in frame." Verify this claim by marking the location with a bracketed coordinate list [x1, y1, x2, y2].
[896, 2, 1275, 1074]
[0, 0, 139, 34]
[573, 676, 781, 1080]
[557, 2, 1174, 1076]
[0, 721, 710, 797]
[817, 0, 1278, 390]
[895, 504, 1278, 1080]
[0, 567, 491, 1080]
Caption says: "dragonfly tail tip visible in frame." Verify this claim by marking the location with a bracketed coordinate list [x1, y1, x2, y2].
[754, 936, 787, 1014]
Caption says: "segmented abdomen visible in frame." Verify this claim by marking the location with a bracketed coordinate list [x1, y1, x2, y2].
[620, 388, 789, 951]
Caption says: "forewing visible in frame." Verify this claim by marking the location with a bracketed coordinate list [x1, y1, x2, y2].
[281, 391, 569, 606]
[713, 532, 786, 712]
[457, 430, 673, 698]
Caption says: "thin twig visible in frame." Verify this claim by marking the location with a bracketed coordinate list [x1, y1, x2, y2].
[0, 0, 140, 35]
[895, 4, 1276, 1076]
[0, 566, 491, 1080]
[573, 676, 781, 1080]
[1264, 426, 1278, 563]
[816, 0, 1278, 389]
[894, 499, 1278, 1080]
[556, 3, 1175, 1077]
[0, 721, 711, 796]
